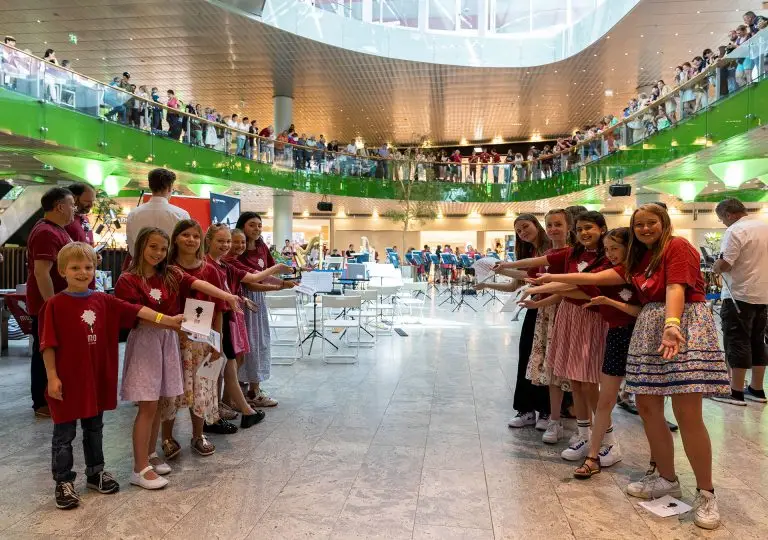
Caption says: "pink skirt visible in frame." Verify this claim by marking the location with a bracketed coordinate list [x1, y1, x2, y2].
[548, 301, 608, 384]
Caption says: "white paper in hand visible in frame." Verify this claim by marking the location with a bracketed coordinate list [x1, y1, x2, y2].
[188, 328, 221, 353]
[196, 353, 225, 381]
[472, 257, 498, 283]
[182, 299, 215, 336]
[638, 495, 692, 518]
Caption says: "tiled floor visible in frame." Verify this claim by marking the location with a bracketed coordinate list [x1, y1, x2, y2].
[1, 296, 767, 539]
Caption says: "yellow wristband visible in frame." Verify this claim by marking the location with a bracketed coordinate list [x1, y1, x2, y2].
[155, 313, 163, 323]
[665, 317, 680, 324]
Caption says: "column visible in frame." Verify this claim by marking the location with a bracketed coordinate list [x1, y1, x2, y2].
[478, 0, 489, 36]
[272, 191, 293, 250]
[362, 0, 372, 23]
[273, 95, 293, 134]
[418, 0, 428, 31]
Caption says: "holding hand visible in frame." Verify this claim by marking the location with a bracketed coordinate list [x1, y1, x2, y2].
[161, 314, 184, 330]
[518, 298, 539, 309]
[274, 263, 293, 274]
[226, 293, 244, 314]
[48, 377, 63, 400]
[658, 326, 684, 359]
[583, 296, 608, 309]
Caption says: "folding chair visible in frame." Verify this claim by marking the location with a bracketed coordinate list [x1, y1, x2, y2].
[321, 295, 362, 364]
[266, 294, 304, 365]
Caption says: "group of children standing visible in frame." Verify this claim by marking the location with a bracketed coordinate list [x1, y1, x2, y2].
[40, 213, 296, 509]
[479, 203, 729, 530]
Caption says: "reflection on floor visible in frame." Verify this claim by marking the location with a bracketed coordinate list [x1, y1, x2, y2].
[0, 297, 766, 539]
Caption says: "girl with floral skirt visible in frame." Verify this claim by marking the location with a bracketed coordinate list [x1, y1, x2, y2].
[204, 223, 291, 427]
[116, 226, 241, 490]
[535, 204, 728, 530]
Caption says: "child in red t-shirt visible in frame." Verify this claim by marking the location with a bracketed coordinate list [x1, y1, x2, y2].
[115, 226, 241, 490]
[41, 242, 182, 510]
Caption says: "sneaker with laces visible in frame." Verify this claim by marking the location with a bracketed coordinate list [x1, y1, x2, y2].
[249, 390, 278, 408]
[535, 413, 550, 431]
[508, 411, 536, 428]
[561, 438, 589, 461]
[627, 474, 682, 499]
[597, 443, 622, 467]
[745, 385, 767, 403]
[55, 481, 81, 510]
[542, 419, 563, 444]
[86, 470, 120, 494]
[693, 489, 720, 530]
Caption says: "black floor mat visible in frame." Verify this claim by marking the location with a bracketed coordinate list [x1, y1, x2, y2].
[394, 328, 408, 337]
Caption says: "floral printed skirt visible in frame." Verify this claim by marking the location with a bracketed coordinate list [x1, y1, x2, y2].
[626, 302, 729, 396]
[526, 303, 571, 391]
[159, 336, 220, 424]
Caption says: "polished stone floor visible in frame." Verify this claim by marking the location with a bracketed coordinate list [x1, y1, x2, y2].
[1, 295, 767, 539]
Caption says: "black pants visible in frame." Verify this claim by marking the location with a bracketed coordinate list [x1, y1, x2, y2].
[721, 299, 768, 370]
[30, 316, 47, 410]
[52, 413, 105, 483]
[513, 308, 550, 415]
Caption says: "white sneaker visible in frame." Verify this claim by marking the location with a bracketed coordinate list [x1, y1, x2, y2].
[535, 413, 550, 431]
[693, 490, 720, 530]
[711, 393, 747, 407]
[508, 411, 536, 428]
[130, 466, 169, 490]
[627, 474, 682, 500]
[597, 443, 622, 467]
[149, 453, 172, 475]
[542, 420, 563, 444]
[561, 438, 589, 461]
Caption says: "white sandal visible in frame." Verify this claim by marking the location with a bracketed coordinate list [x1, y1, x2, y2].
[130, 466, 169, 490]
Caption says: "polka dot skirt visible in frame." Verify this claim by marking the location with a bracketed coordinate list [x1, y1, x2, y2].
[602, 324, 634, 377]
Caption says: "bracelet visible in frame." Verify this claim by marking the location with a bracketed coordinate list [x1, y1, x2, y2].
[664, 323, 680, 330]
[155, 313, 163, 323]
[665, 317, 681, 325]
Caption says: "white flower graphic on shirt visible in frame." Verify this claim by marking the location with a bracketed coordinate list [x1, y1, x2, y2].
[81, 309, 96, 333]
[257, 258, 265, 269]
[577, 261, 588, 272]
[149, 288, 162, 302]
[619, 288, 633, 302]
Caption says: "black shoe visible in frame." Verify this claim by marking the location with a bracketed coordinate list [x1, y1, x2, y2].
[745, 385, 767, 403]
[86, 471, 120, 494]
[203, 419, 239, 435]
[55, 481, 80, 510]
[666, 421, 679, 432]
[240, 410, 266, 429]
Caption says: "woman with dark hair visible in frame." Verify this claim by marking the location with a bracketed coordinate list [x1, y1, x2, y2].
[477, 214, 551, 428]
[235, 212, 295, 408]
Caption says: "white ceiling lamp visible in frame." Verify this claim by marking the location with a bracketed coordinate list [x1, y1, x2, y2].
[605, 89, 614, 97]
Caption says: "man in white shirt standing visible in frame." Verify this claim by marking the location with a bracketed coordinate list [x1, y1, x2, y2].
[126, 168, 190, 259]
[225, 113, 239, 155]
[712, 198, 768, 406]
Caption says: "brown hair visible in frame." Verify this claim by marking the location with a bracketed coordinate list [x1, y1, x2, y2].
[513, 214, 551, 260]
[545, 208, 575, 246]
[204, 223, 231, 253]
[625, 204, 674, 279]
[57, 242, 97, 274]
[126, 227, 180, 293]
[168, 219, 204, 264]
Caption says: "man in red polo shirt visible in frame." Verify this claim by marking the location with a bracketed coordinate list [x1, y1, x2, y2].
[64, 183, 95, 245]
[27, 187, 75, 417]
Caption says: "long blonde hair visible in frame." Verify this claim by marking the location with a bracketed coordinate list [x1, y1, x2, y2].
[625, 204, 674, 279]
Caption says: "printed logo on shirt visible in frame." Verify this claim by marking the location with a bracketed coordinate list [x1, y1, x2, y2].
[149, 288, 162, 302]
[81, 309, 97, 344]
[577, 261, 588, 272]
[618, 288, 633, 302]
[257, 258, 265, 269]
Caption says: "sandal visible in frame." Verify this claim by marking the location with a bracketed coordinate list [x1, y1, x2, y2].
[162, 438, 181, 461]
[574, 456, 601, 479]
[191, 435, 215, 457]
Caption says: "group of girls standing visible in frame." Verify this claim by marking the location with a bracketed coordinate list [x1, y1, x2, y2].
[115, 213, 295, 490]
[480, 203, 729, 530]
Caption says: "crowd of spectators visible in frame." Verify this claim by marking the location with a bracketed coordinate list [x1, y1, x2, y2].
[2, 9, 766, 183]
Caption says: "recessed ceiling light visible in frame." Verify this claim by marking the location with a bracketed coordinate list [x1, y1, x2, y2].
[36, 19, 41, 23]
[674, 32, 678, 36]
[624, 52, 628, 56]
[606, 35, 610, 39]
[640, 34, 644, 38]
[593, 53, 597, 56]
[554, 70, 558, 73]
[43, 41, 47, 44]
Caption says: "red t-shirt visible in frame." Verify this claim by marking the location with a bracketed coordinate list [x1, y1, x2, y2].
[114, 269, 196, 316]
[449, 154, 461, 163]
[173, 261, 227, 314]
[26, 219, 72, 315]
[40, 291, 141, 424]
[469, 155, 479, 164]
[492, 153, 501, 163]
[205, 256, 249, 312]
[238, 238, 275, 272]
[64, 213, 94, 245]
[594, 267, 640, 328]
[480, 152, 490, 163]
[547, 246, 610, 307]
[627, 236, 706, 304]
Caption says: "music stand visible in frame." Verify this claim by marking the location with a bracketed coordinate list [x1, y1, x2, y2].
[451, 254, 477, 312]
[298, 272, 338, 354]
[439, 253, 460, 307]
[388, 251, 400, 268]
[482, 274, 504, 307]
[428, 253, 441, 295]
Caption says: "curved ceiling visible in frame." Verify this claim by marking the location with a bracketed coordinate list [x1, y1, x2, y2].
[0, 0, 758, 144]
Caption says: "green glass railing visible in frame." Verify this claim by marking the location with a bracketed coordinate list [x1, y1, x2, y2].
[1, 32, 767, 202]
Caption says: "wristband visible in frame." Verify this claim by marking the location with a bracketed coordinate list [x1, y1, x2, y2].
[665, 317, 681, 325]
[664, 323, 680, 330]
[155, 313, 163, 323]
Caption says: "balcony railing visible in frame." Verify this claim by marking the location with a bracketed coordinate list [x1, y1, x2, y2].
[1, 30, 766, 193]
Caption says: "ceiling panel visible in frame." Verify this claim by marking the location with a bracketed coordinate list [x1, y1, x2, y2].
[0, 0, 759, 146]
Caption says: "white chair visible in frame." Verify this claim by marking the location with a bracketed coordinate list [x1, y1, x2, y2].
[320, 295, 362, 364]
[398, 281, 427, 318]
[266, 295, 304, 365]
[346, 290, 378, 347]
[369, 285, 400, 334]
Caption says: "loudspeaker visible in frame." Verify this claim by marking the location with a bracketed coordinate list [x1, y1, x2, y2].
[317, 202, 333, 212]
[609, 184, 632, 197]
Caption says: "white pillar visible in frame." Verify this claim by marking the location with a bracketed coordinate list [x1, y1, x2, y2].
[418, 0, 428, 31]
[272, 191, 294, 250]
[273, 95, 293, 134]
[478, 0, 489, 36]
[362, 0, 372, 23]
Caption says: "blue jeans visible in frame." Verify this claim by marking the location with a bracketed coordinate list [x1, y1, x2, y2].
[236, 136, 246, 156]
[52, 413, 104, 483]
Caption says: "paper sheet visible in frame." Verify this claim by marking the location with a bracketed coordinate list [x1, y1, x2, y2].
[196, 353, 225, 381]
[187, 328, 221, 352]
[300, 271, 334, 293]
[471, 257, 498, 283]
[638, 496, 692, 517]
[182, 299, 215, 336]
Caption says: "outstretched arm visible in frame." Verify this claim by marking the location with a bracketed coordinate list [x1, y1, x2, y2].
[191, 279, 242, 312]
[583, 296, 641, 317]
[532, 268, 625, 286]
[136, 307, 184, 329]
[495, 255, 549, 271]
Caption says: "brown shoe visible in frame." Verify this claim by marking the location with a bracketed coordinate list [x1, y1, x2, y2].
[191, 435, 215, 457]
[161, 438, 181, 460]
[34, 406, 51, 418]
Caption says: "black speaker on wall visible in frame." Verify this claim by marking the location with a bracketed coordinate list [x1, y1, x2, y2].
[317, 201, 333, 212]
[609, 184, 632, 197]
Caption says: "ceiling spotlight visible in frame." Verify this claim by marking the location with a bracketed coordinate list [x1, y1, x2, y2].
[605, 89, 614, 97]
